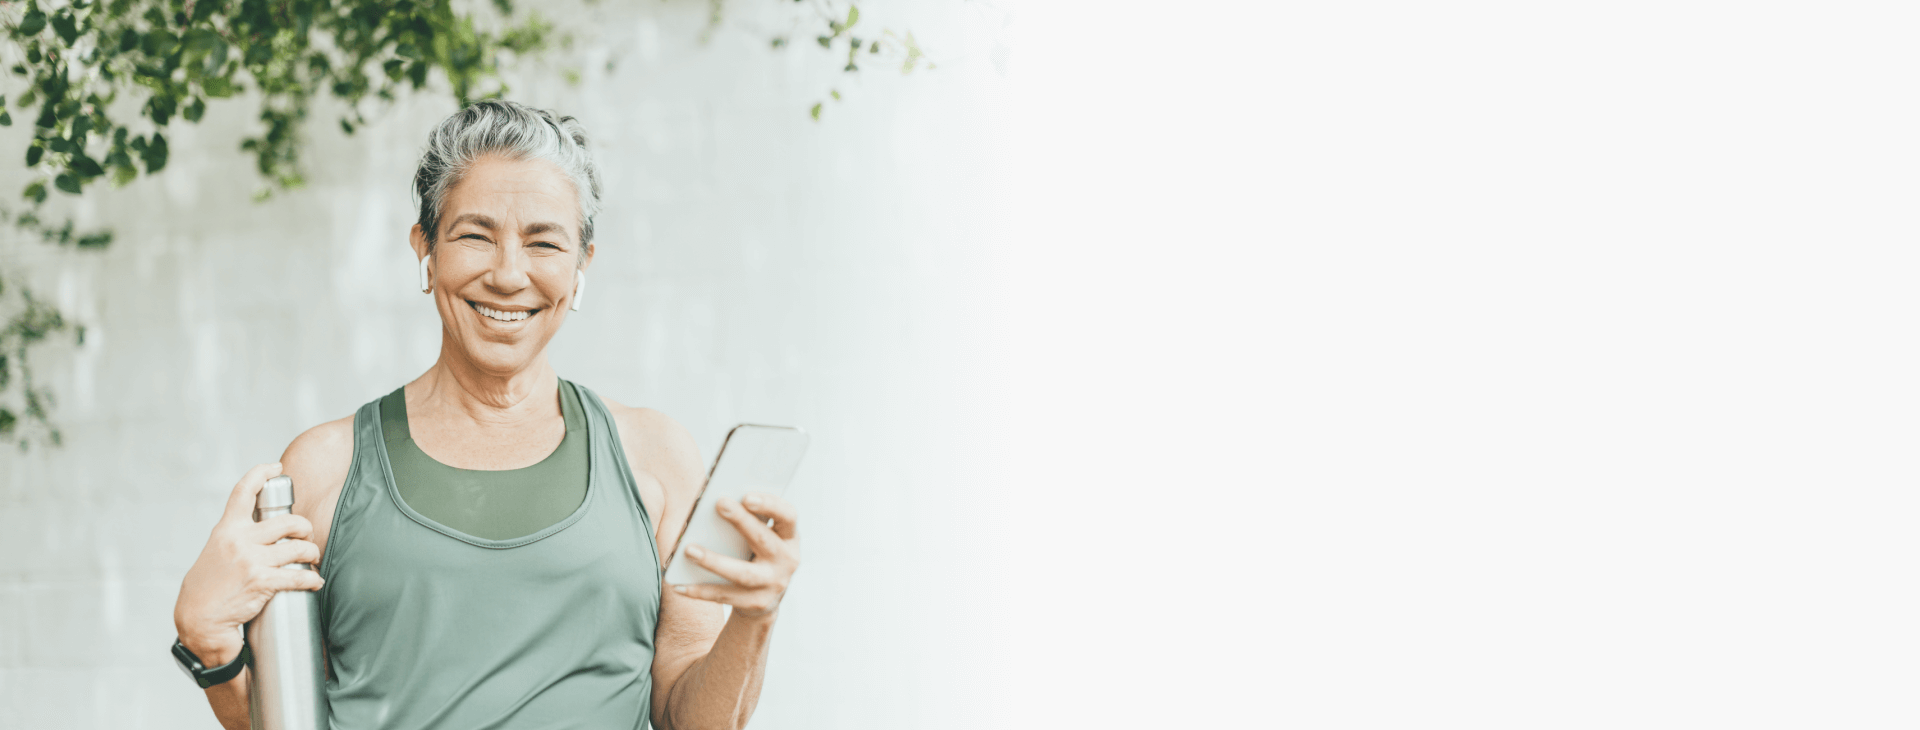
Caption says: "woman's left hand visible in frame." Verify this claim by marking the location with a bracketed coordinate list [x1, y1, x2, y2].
[672, 493, 800, 620]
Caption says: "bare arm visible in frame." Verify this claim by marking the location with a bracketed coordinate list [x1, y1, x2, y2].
[604, 405, 800, 730]
[656, 494, 798, 730]
[175, 418, 353, 730]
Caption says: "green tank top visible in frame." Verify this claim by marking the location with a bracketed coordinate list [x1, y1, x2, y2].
[381, 381, 589, 540]
[319, 380, 663, 729]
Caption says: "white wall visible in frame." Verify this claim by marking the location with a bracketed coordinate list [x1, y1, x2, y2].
[0, 1, 1004, 727]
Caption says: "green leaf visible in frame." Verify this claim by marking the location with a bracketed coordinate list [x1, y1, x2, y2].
[810, 102, 821, 121]
[46, 137, 70, 153]
[49, 10, 77, 45]
[830, 89, 840, 100]
[25, 144, 42, 166]
[203, 40, 228, 76]
[54, 173, 79, 194]
[817, 35, 832, 48]
[70, 154, 103, 178]
[184, 97, 205, 122]
[202, 78, 234, 98]
[0, 110, 12, 127]
[148, 96, 174, 125]
[340, 118, 355, 135]
[17, 9, 45, 36]
[22, 181, 45, 203]
[846, 6, 860, 29]
[141, 133, 167, 173]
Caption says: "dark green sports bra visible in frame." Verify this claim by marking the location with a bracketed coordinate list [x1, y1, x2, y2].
[379, 381, 590, 540]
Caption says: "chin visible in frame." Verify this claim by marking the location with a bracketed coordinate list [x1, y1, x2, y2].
[459, 337, 549, 376]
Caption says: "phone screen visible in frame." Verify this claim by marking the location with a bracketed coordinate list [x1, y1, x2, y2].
[663, 424, 810, 585]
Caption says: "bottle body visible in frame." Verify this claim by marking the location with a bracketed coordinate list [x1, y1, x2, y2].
[247, 477, 329, 730]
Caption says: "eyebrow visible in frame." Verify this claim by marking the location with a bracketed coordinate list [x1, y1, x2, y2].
[445, 213, 574, 244]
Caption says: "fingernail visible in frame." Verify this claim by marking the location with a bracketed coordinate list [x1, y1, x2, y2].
[673, 585, 687, 594]
[743, 496, 762, 508]
[718, 500, 735, 513]
[686, 545, 704, 559]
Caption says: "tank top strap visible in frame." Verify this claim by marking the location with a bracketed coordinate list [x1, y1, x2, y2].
[318, 396, 390, 594]
[568, 382, 659, 542]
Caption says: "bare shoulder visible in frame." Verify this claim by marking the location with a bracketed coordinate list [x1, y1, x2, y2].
[596, 395, 704, 494]
[279, 414, 356, 556]
[591, 393, 704, 555]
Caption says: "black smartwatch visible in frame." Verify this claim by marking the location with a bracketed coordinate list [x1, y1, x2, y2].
[171, 637, 251, 689]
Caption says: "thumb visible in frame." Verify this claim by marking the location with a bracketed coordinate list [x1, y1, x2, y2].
[221, 462, 283, 525]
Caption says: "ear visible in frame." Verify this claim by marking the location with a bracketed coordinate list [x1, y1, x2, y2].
[410, 224, 430, 260]
[581, 242, 595, 271]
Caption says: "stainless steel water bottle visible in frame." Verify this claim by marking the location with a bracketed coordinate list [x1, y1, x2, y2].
[246, 475, 329, 730]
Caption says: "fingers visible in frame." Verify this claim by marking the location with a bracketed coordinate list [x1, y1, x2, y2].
[248, 514, 314, 544]
[681, 544, 779, 588]
[255, 565, 325, 593]
[670, 580, 782, 615]
[739, 493, 799, 541]
[715, 498, 789, 562]
[263, 539, 322, 568]
[222, 463, 284, 524]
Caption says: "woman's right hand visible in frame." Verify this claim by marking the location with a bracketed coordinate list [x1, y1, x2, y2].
[172, 463, 325, 665]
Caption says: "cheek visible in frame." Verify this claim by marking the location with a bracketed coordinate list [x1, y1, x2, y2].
[536, 266, 579, 301]
[435, 251, 491, 287]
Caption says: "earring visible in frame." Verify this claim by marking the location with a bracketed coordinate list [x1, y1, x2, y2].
[418, 254, 432, 293]
[571, 270, 587, 311]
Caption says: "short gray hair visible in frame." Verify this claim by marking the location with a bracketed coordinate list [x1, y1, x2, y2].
[413, 99, 603, 255]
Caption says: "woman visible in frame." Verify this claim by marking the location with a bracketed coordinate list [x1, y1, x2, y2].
[170, 100, 799, 730]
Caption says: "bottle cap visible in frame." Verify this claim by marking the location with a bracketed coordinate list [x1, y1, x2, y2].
[258, 476, 295, 511]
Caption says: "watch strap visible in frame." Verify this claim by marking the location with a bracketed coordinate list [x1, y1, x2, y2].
[172, 638, 251, 689]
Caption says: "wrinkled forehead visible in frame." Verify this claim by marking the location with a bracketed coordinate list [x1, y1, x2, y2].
[436, 155, 584, 242]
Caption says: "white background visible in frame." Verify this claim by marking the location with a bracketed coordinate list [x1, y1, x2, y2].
[983, 1, 1917, 728]
[6, 0, 1920, 728]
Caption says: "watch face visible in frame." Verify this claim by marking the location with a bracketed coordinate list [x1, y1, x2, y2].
[172, 641, 199, 678]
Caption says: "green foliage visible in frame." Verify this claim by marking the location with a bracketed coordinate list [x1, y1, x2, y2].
[0, 279, 67, 448]
[774, 3, 932, 120]
[6, 0, 552, 202]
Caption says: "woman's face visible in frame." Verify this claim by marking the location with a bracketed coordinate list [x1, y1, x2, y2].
[412, 154, 592, 377]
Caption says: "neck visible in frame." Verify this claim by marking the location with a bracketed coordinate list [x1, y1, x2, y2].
[413, 346, 560, 426]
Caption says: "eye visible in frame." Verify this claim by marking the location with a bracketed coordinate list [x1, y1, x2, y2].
[531, 241, 562, 250]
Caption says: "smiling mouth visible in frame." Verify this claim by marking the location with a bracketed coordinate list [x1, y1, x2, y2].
[468, 300, 540, 322]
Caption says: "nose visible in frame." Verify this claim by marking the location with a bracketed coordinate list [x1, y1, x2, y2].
[483, 240, 532, 294]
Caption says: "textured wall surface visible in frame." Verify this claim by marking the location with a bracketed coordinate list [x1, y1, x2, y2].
[0, 2, 1004, 727]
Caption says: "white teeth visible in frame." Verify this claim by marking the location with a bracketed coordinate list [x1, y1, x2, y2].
[471, 302, 532, 322]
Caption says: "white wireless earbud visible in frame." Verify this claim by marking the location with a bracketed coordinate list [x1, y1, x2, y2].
[418, 254, 432, 293]
[571, 270, 587, 311]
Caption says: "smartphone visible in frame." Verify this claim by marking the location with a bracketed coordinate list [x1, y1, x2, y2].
[663, 424, 811, 586]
